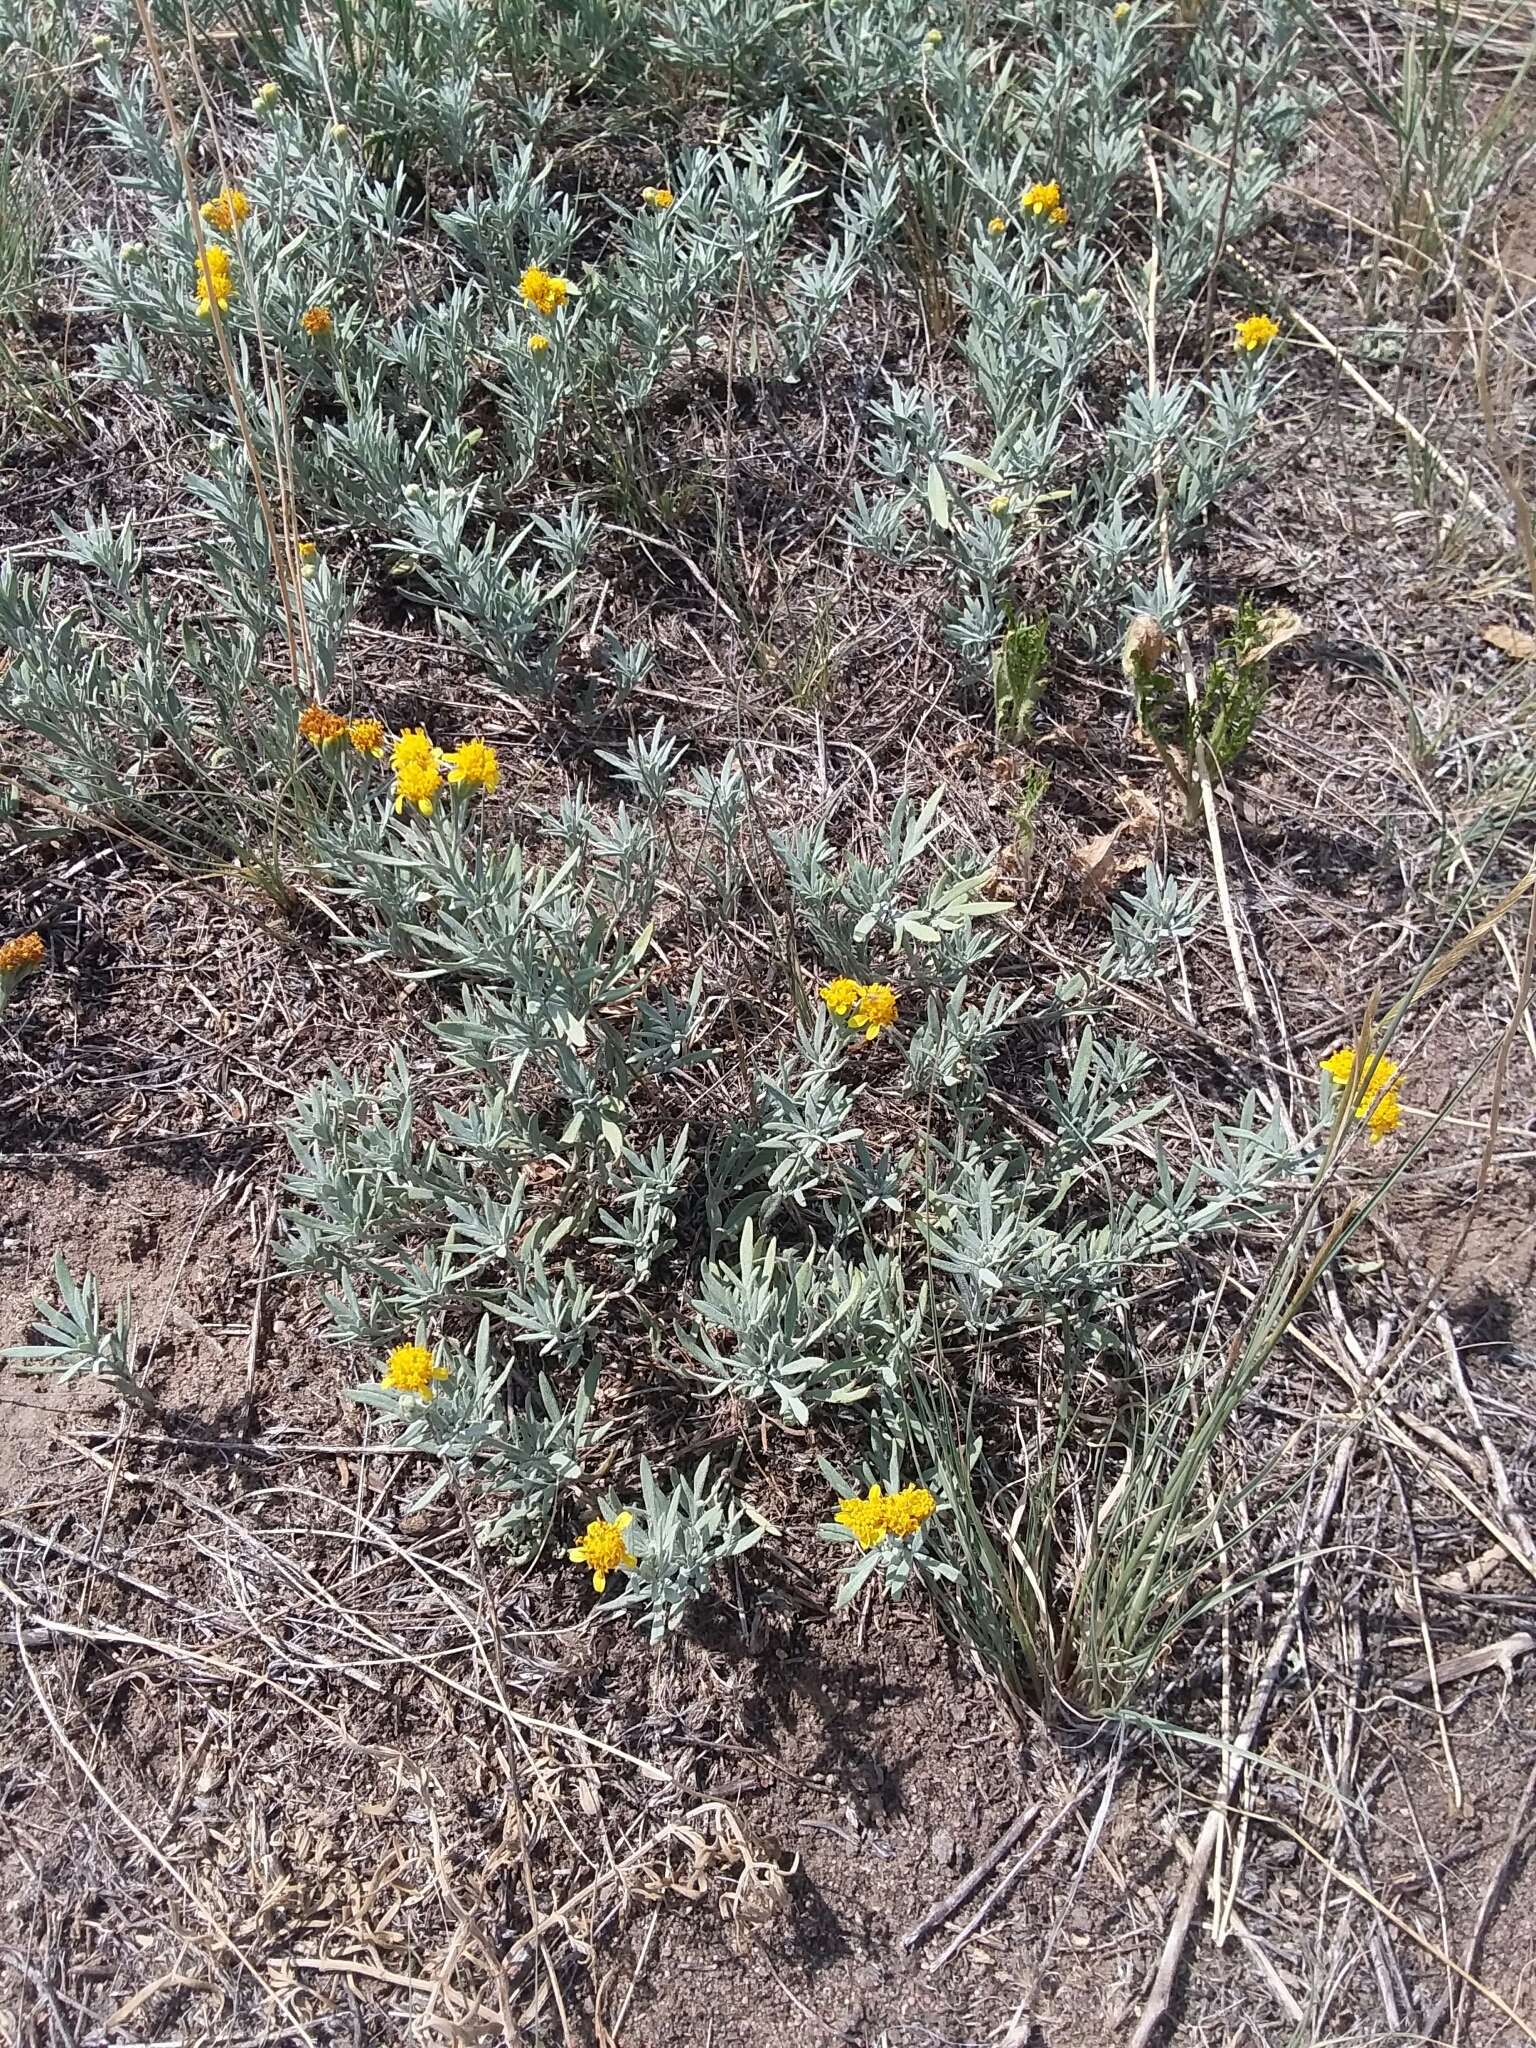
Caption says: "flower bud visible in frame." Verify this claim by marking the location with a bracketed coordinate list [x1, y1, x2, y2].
[1121, 613, 1168, 679]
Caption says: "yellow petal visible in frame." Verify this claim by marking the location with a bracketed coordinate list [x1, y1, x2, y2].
[592, 1571, 607, 1593]
[616, 1511, 632, 1529]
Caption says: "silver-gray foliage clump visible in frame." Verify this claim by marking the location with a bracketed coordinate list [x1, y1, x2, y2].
[0, 0, 1316, 1676]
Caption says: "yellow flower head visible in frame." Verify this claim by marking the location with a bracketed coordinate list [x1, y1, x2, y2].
[569, 1512, 635, 1593]
[391, 728, 444, 813]
[298, 701, 347, 747]
[0, 931, 46, 977]
[1020, 180, 1062, 217]
[301, 304, 333, 338]
[820, 976, 863, 1019]
[528, 332, 550, 353]
[1114, 2, 1131, 17]
[253, 81, 281, 111]
[1048, 202, 1069, 227]
[882, 1484, 937, 1538]
[851, 982, 898, 1041]
[346, 716, 385, 757]
[923, 26, 942, 45]
[200, 186, 252, 233]
[394, 754, 442, 816]
[1234, 313, 1280, 353]
[520, 265, 570, 318]
[987, 216, 1007, 236]
[642, 185, 675, 209]
[296, 539, 319, 576]
[194, 244, 233, 317]
[446, 738, 500, 794]
[1320, 1046, 1402, 1144]
[989, 492, 1012, 515]
[835, 1484, 889, 1551]
[382, 1342, 448, 1398]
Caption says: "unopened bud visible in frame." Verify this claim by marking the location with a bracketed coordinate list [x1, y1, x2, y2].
[1121, 613, 1167, 679]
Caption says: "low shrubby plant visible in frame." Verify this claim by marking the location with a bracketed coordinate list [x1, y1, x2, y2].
[0, 0, 1345, 1719]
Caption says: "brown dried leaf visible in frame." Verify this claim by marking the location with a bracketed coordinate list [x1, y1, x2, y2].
[1070, 822, 1151, 900]
[1240, 605, 1306, 666]
[1482, 622, 1536, 662]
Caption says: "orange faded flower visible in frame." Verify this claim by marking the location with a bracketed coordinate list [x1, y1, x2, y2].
[300, 304, 333, 337]
[0, 931, 46, 976]
[298, 702, 347, 746]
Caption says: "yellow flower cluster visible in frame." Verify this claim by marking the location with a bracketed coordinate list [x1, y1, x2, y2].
[381, 1342, 448, 1398]
[1234, 313, 1280, 352]
[446, 738, 501, 793]
[301, 304, 332, 337]
[519, 264, 570, 318]
[200, 186, 252, 233]
[1320, 1046, 1402, 1143]
[0, 931, 46, 977]
[820, 977, 899, 1041]
[641, 185, 675, 209]
[835, 1483, 937, 1551]
[569, 1512, 636, 1592]
[528, 332, 550, 353]
[1020, 179, 1069, 226]
[389, 727, 500, 814]
[392, 726, 443, 814]
[194, 245, 233, 316]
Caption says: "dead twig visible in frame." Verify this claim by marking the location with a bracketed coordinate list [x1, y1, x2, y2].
[900, 1801, 1042, 1950]
[1128, 1422, 1359, 2048]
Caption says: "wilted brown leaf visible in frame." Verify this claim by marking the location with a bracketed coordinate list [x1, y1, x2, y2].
[1071, 822, 1151, 899]
[1482, 622, 1536, 662]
